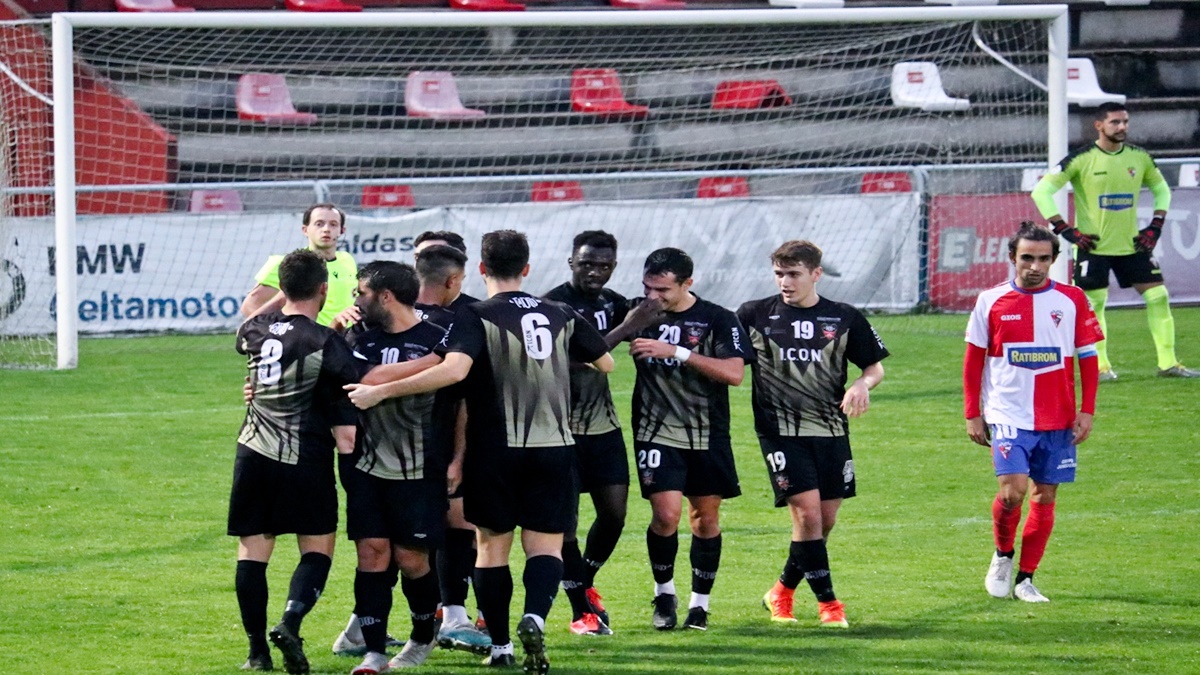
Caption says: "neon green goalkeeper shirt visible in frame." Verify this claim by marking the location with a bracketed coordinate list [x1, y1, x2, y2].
[1031, 143, 1171, 257]
[253, 250, 357, 327]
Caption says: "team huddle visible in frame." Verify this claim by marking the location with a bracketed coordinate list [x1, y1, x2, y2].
[228, 104, 1191, 675]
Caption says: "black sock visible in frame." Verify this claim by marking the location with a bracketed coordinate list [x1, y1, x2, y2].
[385, 560, 400, 590]
[998, 549, 1016, 558]
[798, 539, 836, 603]
[780, 540, 805, 589]
[236, 560, 270, 656]
[583, 514, 624, 588]
[401, 571, 441, 644]
[523, 555, 563, 621]
[561, 539, 590, 619]
[690, 534, 722, 595]
[474, 566, 513, 646]
[1015, 571, 1033, 585]
[282, 552, 332, 633]
[646, 528, 678, 586]
[437, 528, 476, 607]
[354, 569, 393, 654]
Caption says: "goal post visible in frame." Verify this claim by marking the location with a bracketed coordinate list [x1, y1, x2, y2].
[12, 5, 1072, 369]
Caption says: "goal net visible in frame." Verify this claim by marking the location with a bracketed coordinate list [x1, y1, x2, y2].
[1, 7, 1067, 368]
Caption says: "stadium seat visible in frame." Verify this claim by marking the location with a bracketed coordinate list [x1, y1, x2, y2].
[236, 74, 319, 124]
[923, 0, 997, 5]
[405, 72, 486, 119]
[116, 0, 194, 12]
[1103, 0, 1150, 5]
[768, 0, 844, 7]
[571, 69, 650, 117]
[362, 185, 416, 208]
[188, 189, 243, 213]
[891, 62, 969, 112]
[610, 0, 686, 9]
[285, 0, 362, 10]
[450, 0, 525, 10]
[861, 172, 912, 193]
[712, 80, 792, 109]
[1066, 58, 1125, 107]
[1179, 163, 1199, 188]
[697, 177, 750, 199]
[531, 181, 584, 202]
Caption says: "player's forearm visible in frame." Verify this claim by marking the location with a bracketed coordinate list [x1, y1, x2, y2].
[1030, 178, 1065, 221]
[591, 353, 616, 374]
[376, 360, 467, 399]
[240, 286, 282, 319]
[683, 353, 745, 386]
[1150, 180, 1171, 212]
[963, 345, 986, 418]
[361, 353, 442, 385]
[855, 362, 885, 390]
[1078, 354, 1099, 415]
[452, 403, 468, 465]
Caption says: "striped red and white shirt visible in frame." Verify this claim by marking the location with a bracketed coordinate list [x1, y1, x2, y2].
[965, 280, 1103, 431]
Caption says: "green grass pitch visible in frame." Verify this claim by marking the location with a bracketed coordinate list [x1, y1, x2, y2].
[2, 307, 1198, 674]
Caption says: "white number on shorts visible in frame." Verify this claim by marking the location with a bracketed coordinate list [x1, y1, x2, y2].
[521, 312, 553, 360]
[766, 451, 787, 472]
[991, 424, 1017, 441]
[257, 339, 283, 385]
[1078, 260, 1089, 278]
[657, 324, 681, 344]
[637, 448, 662, 469]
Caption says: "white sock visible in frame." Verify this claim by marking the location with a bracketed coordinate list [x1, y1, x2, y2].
[522, 613, 546, 631]
[655, 580, 676, 596]
[443, 604, 469, 627]
[689, 592, 710, 611]
[345, 613, 363, 641]
[491, 642, 514, 657]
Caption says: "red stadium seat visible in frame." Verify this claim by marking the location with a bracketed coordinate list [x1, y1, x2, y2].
[861, 172, 912, 193]
[362, 185, 416, 208]
[450, 0, 524, 10]
[571, 69, 649, 117]
[711, 80, 792, 109]
[285, 0, 362, 11]
[236, 74, 318, 124]
[609, 0, 685, 8]
[531, 181, 584, 202]
[189, 190, 243, 213]
[697, 177, 750, 199]
[116, 0, 194, 11]
[405, 72, 486, 119]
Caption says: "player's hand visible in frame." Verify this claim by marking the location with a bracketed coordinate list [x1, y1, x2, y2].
[1133, 218, 1163, 253]
[1051, 221, 1099, 252]
[330, 305, 362, 333]
[966, 416, 991, 447]
[243, 375, 254, 404]
[446, 459, 463, 494]
[1072, 412, 1094, 445]
[625, 297, 666, 332]
[630, 337, 678, 361]
[840, 381, 871, 417]
[344, 382, 384, 410]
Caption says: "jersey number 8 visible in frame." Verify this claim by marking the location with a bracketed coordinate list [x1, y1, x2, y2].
[257, 339, 283, 386]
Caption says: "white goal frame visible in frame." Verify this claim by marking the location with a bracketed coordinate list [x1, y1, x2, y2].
[50, 5, 1069, 369]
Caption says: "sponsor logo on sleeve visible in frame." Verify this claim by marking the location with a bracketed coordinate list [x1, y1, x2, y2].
[1007, 346, 1062, 370]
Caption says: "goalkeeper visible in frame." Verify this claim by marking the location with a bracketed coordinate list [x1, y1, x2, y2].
[1031, 102, 1197, 380]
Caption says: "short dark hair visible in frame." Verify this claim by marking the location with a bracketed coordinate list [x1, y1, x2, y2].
[643, 247, 693, 283]
[278, 249, 328, 301]
[358, 260, 419, 306]
[415, 230, 468, 256]
[1008, 221, 1061, 260]
[480, 230, 529, 280]
[770, 240, 822, 270]
[1095, 101, 1127, 122]
[572, 230, 618, 254]
[302, 202, 345, 228]
[415, 244, 468, 286]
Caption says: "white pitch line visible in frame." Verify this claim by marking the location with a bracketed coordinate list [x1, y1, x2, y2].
[0, 408, 239, 422]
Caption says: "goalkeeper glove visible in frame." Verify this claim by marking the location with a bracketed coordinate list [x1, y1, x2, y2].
[1134, 216, 1164, 253]
[1050, 218, 1098, 252]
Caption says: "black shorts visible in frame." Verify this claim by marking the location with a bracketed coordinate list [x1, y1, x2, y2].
[228, 444, 337, 537]
[757, 435, 856, 507]
[634, 441, 741, 500]
[345, 473, 447, 548]
[1073, 249, 1163, 290]
[575, 429, 630, 492]
[463, 445, 578, 535]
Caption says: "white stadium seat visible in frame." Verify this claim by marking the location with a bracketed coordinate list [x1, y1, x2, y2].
[1067, 58, 1126, 107]
[890, 62, 970, 112]
[1179, 163, 1199, 188]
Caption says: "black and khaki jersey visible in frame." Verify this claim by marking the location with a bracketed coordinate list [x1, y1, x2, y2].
[442, 291, 610, 450]
[630, 296, 750, 451]
[346, 321, 450, 480]
[236, 311, 359, 465]
[543, 282, 628, 436]
[737, 295, 889, 438]
[415, 302, 458, 332]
